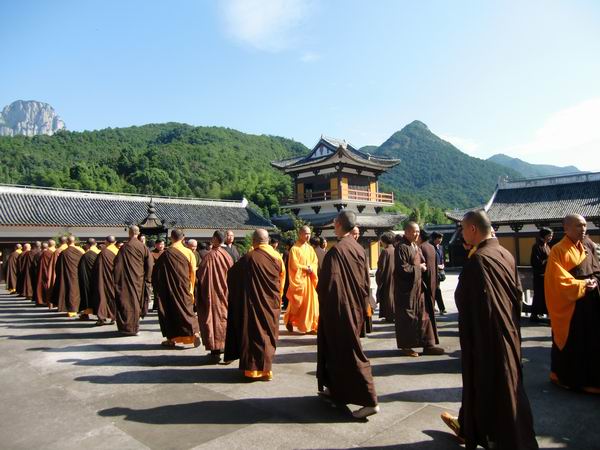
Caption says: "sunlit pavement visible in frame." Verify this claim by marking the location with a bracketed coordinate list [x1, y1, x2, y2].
[1, 277, 598, 449]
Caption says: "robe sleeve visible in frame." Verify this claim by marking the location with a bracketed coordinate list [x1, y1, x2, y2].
[279, 259, 286, 300]
[188, 252, 196, 295]
[144, 247, 154, 285]
[375, 250, 388, 288]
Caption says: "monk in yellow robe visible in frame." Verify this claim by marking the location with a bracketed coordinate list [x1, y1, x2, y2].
[545, 214, 600, 394]
[284, 225, 319, 334]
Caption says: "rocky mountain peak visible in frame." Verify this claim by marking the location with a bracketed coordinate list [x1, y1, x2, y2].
[0, 100, 65, 137]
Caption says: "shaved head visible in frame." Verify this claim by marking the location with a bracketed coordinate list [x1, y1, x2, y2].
[253, 228, 269, 245]
[67, 235, 76, 245]
[42, 242, 49, 250]
[563, 214, 587, 243]
[461, 210, 493, 246]
[335, 210, 357, 234]
[403, 221, 420, 243]
[171, 229, 185, 242]
[33, 241, 41, 249]
[129, 225, 140, 237]
[48, 239, 55, 247]
[59, 236, 68, 245]
[87, 238, 96, 246]
[15, 243, 22, 250]
[23, 243, 31, 251]
[106, 235, 116, 244]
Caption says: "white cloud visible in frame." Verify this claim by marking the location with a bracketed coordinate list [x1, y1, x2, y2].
[219, 0, 312, 52]
[439, 134, 482, 156]
[500, 97, 600, 171]
[300, 51, 320, 63]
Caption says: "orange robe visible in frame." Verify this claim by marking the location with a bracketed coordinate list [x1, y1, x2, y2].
[544, 236, 588, 351]
[284, 241, 319, 333]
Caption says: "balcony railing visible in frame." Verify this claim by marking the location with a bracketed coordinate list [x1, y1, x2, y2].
[287, 189, 394, 205]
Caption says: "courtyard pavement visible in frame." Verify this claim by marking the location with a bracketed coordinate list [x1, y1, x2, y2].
[0, 275, 598, 449]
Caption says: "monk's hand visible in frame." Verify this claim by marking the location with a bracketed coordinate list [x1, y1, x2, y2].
[420, 263, 427, 272]
[585, 278, 598, 291]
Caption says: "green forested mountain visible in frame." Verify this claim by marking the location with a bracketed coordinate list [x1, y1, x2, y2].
[368, 121, 522, 208]
[487, 153, 581, 178]
[0, 120, 524, 225]
[0, 123, 308, 216]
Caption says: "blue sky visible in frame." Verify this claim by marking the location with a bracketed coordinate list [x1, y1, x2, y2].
[2, 0, 600, 170]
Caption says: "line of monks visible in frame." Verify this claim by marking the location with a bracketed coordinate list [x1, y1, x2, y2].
[3, 210, 599, 447]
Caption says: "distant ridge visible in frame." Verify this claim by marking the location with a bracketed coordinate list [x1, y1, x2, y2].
[487, 153, 582, 178]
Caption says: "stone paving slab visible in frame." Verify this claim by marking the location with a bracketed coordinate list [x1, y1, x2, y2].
[1, 277, 599, 449]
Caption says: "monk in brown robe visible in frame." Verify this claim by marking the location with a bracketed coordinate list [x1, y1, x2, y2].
[545, 214, 600, 393]
[52, 236, 85, 317]
[223, 230, 240, 263]
[224, 229, 285, 381]
[196, 230, 233, 361]
[4, 244, 22, 293]
[442, 210, 538, 450]
[153, 229, 200, 348]
[33, 242, 50, 306]
[530, 227, 553, 323]
[317, 210, 379, 419]
[35, 240, 56, 306]
[92, 236, 119, 326]
[375, 231, 396, 323]
[418, 230, 439, 340]
[16, 243, 31, 297]
[149, 239, 165, 311]
[113, 226, 153, 335]
[310, 236, 326, 275]
[48, 236, 69, 307]
[394, 222, 443, 357]
[27, 241, 42, 303]
[78, 238, 100, 319]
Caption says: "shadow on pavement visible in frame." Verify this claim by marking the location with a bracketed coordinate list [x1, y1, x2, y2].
[99, 395, 362, 425]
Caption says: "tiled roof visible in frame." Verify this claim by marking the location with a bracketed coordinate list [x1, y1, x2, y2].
[446, 172, 600, 224]
[271, 136, 400, 170]
[271, 212, 406, 230]
[0, 185, 274, 229]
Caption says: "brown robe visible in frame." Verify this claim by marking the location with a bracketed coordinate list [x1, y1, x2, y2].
[394, 237, 436, 348]
[550, 237, 600, 390]
[113, 238, 153, 334]
[314, 246, 326, 274]
[22, 249, 39, 299]
[530, 239, 550, 316]
[78, 250, 98, 312]
[375, 245, 395, 322]
[16, 250, 30, 296]
[92, 247, 117, 321]
[316, 235, 378, 407]
[5, 250, 21, 291]
[455, 238, 538, 450]
[52, 247, 84, 312]
[420, 241, 439, 342]
[153, 247, 199, 340]
[35, 249, 54, 305]
[224, 246, 283, 372]
[196, 247, 233, 350]
[29, 249, 43, 304]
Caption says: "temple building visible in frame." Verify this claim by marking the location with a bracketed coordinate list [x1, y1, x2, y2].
[0, 184, 273, 260]
[271, 135, 405, 269]
[446, 172, 600, 266]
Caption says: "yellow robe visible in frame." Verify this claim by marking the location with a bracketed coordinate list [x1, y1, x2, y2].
[544, 236, 588, 350]
[284, 241, 319, 333]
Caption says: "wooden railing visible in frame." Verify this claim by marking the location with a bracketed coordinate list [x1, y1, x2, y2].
[287, 188, 394, 204]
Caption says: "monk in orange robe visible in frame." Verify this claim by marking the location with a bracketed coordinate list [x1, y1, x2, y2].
[545, 214, 600, 393]
[284, 225, 319, 334]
